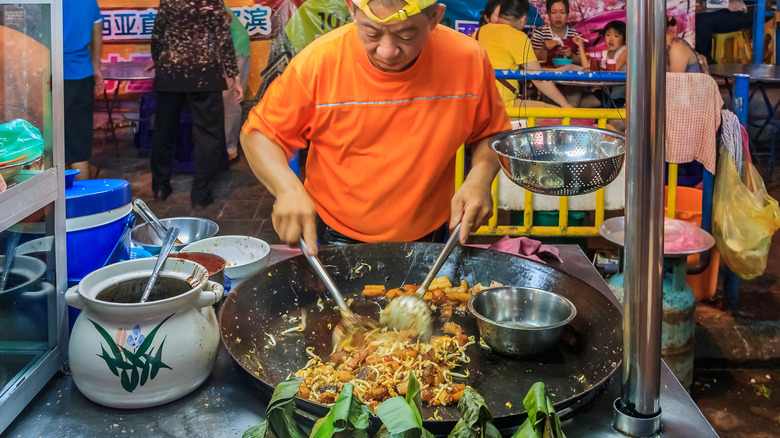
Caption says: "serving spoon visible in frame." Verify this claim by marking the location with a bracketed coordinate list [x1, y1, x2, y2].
[380, 223, 462, 340]
[139, 227, 180, 303]
[298, 237, 375, 348]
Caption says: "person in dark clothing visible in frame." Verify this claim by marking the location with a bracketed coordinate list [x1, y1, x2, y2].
[695, 0, 753, 64]
[150, 0, 241, 210]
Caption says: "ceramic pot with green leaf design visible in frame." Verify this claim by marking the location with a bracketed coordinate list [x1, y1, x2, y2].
[65, 257, 223, 408]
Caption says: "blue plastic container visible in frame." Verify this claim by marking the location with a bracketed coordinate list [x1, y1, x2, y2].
[64, 170, 132, 282]
[64, 171, 132, 332]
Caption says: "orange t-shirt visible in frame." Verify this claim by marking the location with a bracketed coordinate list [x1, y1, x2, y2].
[243, 24, 510, 242]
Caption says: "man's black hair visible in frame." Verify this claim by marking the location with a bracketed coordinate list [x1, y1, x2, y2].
[479, 0, 530, 26]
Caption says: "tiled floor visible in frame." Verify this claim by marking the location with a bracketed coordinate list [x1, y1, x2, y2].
[95, 128, 281, 245]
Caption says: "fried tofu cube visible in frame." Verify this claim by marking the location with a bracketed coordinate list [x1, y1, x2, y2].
[362, 285, 386, 297]
[428, 276, 452, 289]
[446, 291, 472, 303]
[468, 283, 489, 294]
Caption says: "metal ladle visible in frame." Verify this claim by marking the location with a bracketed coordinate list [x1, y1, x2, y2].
[298, 237, 375, 347]
[139, 227, 180, 303]
[0, 232, 21, 292]
[133, 199, 185, 245]
[380, 223, 462, 339]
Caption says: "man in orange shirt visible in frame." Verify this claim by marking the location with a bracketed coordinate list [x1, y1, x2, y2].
[241, 0, 510, 254]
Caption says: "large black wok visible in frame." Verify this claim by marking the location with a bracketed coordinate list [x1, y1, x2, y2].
[219, 242, 621, 432]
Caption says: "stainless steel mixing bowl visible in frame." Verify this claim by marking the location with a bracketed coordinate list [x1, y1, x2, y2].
[468, 286, 577, 357]
[491, 126, 626, 196]
[131, 217, 218, 255]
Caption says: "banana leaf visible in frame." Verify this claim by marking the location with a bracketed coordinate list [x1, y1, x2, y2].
[375, 373, 433, 438]
[242, 377, 307, 438]
[511, 382, 566, 438]
[448, 387, 502, 438]
[310, 382, 372, 438]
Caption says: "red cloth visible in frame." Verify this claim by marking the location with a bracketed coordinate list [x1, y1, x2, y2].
[665, 73, 722, 174]
[486, 235, 563, 264]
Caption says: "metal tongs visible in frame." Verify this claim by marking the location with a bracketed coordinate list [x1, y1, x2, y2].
[133, 199, 185, 245]
[299, 238, 375, 348]
[380, 223, 462, 340]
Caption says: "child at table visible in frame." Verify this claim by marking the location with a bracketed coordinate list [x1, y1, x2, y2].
[530, 0, 588, 67]
[588, 20, 627, 109]
[600, 20, 627, 72]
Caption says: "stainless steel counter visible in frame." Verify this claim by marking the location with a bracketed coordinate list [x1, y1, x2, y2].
[2, 245, 717, 437]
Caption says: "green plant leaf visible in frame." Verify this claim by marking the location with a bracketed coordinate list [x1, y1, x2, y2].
[140, 357, 151, 386]
[376, 373, 433, 438]
[448, 387, 501, 438]
[120, 369, 136, 392]
[405, 372, 423, 427]
[266, 377, 307, 438]
[88, 318, 123, 359]
[136, 314, 174, 357]
[310, 382, 372, 438]
[242, 421, 269, 438]
[376, 397, 419, 436]
[348, 393, 373, 431]
[511, 382, 565, 438]
[97, 346, 120, 376]
[148, 338, 172, 379]
[122, 347, 144, 368]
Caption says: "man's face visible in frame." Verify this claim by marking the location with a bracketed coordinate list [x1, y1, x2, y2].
[351, 1, 445, 73]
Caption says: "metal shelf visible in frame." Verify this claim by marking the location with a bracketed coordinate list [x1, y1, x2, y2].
[0, 0, 67, 433]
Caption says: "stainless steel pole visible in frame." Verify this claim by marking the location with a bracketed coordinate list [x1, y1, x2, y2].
[613, 0, 665, 435]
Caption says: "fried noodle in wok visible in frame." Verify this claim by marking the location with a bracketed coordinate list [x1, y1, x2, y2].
[295, 328, 474, 409]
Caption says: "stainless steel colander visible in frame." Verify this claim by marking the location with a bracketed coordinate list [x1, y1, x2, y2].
[491, 126, 626, 196]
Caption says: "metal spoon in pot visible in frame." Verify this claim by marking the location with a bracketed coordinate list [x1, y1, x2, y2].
[380, 223, 462, 340]
[298, 237, 375, 348]
[139, 227, 180, 303]
[133, 199, 185, 245]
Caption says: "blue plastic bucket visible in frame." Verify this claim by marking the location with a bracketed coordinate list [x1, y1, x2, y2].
[66, 208, 133, 282]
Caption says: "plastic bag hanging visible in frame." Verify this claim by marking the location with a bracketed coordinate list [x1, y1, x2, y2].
[712, 146, 780, 280]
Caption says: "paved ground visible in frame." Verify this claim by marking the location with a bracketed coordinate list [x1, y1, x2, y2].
[93, 107, 780, 436]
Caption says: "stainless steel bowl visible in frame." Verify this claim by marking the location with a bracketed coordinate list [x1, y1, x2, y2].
[491, 126, 626, 196]
[130, 217, 218, 255]
[468, 286, 577, 357]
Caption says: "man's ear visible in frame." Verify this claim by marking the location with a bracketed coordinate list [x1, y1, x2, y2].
[429, 3, 446, 29]
[346, 0, 356, 20]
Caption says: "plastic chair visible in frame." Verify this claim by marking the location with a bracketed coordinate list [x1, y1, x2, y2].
[712, 30, 751, 64]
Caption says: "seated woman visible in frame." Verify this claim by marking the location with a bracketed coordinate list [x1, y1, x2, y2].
[667, 16, 704, 73]
[530, 0, 588, 67]
[474, 0, 573, 111]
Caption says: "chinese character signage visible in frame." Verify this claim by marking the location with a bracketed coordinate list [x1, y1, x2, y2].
[101, 5, 273, 43]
